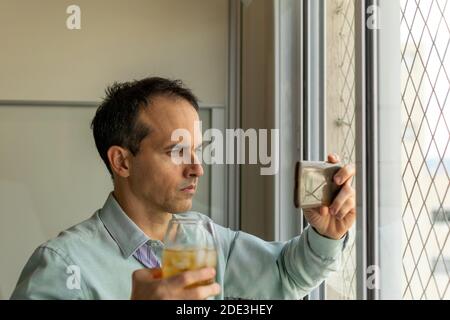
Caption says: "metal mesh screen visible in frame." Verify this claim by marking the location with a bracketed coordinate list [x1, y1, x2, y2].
[401, 0, 450, 300]
[325, 0, 357, 300]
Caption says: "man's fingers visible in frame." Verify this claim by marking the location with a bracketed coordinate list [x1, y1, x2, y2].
[327, 153, 340, 164]
[132, 268, 161, 282]
[319, 206, 329, 216]
[334, 164, 355, 186]
[329, 180, 354, 216]
[335, 197, 355, 220]
[169, 268, 216, 288]
[184, 283, 221, 300]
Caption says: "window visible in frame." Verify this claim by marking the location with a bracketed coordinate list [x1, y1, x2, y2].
[290, 0, 450, 299]
[324, 0, 357, 300]
[400, 0, 450, 300]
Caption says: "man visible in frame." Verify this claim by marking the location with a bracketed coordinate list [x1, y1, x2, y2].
[11, 77, 356, 300]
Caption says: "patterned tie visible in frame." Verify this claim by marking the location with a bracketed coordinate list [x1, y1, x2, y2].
[133, 241, 161, 268]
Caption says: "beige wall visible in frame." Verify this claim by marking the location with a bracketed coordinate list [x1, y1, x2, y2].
[0, 0, 229, 298]
[0, 0, 228, 105]
[0, 106, 112, 300]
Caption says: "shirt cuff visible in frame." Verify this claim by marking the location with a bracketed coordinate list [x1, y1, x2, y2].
[307, 226, 348, 259]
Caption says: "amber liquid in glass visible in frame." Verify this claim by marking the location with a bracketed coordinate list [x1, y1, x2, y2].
[162, 248, 217, 288]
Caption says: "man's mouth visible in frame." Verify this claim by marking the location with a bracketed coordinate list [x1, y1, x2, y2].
[180, 184, 196, 194]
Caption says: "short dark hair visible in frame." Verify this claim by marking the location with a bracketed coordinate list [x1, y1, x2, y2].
[91, 77, 199, 175]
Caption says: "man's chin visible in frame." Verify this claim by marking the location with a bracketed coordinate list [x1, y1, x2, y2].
[170, 199, 193, 213]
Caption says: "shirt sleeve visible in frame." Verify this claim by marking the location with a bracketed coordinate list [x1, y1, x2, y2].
[217, 224, 348, 300]
[10, 246, 86, 300]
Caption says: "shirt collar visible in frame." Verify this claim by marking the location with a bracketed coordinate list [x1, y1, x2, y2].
[99, 193, 152, 259]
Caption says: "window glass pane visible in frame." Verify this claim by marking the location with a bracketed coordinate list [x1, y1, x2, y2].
[324, 0, 357, 300]
[400, 0, 450, 300]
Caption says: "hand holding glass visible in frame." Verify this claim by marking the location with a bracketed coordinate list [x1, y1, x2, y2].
[162, 218, 217, 288]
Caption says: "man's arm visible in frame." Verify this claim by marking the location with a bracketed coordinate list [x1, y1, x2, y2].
[218, 224, 347, 299]
[219, 154, 355, 299]
[10, 246, 86, 300]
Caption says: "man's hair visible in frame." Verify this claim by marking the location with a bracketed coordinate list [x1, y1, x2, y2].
[91, 77, 199, 175]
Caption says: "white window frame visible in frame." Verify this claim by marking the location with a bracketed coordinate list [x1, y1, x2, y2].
[274, 0, 403, 300]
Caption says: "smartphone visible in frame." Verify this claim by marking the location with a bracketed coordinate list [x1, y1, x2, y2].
[294, 161, 343, 209]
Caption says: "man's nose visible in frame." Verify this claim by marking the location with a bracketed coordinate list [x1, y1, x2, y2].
[184, 162, 204, 178]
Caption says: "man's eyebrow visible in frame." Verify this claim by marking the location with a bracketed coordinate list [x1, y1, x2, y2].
[164, 143, 183, 151]
[163, 140, 212, 151]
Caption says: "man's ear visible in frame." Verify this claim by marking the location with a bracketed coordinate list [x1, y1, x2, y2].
[107, 146, 131, 178]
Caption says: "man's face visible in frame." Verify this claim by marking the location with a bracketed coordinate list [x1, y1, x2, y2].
[127, 95, 203, 214]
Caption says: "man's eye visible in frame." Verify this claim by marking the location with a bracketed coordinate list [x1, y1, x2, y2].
[168, 148, 183, 155]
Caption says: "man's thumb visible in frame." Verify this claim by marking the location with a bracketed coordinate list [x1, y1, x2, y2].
[149, 268, 163, 279]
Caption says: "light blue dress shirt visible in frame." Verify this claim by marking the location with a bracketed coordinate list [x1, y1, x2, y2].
[11, 193, 347, 300]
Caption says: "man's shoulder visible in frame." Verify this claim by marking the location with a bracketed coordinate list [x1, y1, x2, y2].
[40, 210, 104, 256]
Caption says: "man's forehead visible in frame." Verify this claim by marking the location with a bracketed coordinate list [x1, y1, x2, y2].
[138, 98, 201, 146]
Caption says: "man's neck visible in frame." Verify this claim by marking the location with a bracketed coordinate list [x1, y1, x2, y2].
[112, 189, 172, 242]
